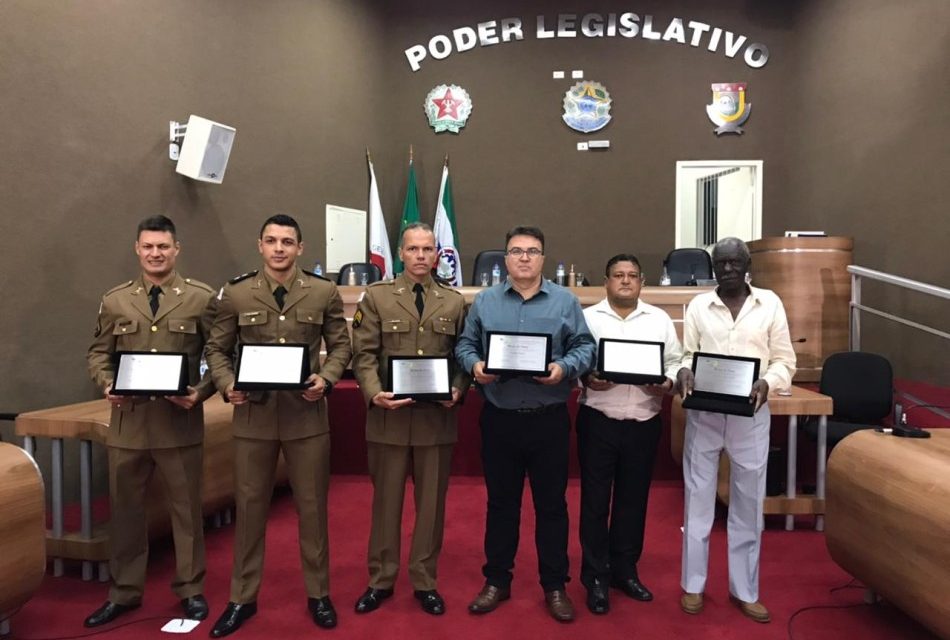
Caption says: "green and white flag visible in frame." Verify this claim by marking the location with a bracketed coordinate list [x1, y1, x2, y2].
[393, 154, 420, 274]
[433, 159, 462, 286]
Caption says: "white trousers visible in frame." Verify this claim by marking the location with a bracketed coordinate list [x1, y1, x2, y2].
[681, 406, 770, 603]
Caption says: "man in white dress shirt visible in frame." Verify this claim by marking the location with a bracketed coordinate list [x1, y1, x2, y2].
[578, 254, 682, 615]
[676, 237, 796, 624]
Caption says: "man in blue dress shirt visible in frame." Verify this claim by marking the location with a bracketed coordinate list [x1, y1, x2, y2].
[456, 225, 595, 623]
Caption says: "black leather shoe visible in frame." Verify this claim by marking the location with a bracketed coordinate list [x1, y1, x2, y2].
[586, 582, 610, 614]
[354, 587, 393, 614]
[182, 595, 209, 620]
[414, 590, 445, 615]
[308, 597, 337, 629]
[611, 577, 653, 602]
[210, 601, 257, 638]
[84, 601, 140, 627]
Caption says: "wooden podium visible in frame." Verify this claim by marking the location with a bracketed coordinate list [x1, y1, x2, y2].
[748, 237, 852, 381]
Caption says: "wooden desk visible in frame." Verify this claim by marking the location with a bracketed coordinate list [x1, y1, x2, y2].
[0, 442, 45, 635]
[670, 386, 833, 530]
[825, 430, 950, 639]
[14, 396, 279, 580]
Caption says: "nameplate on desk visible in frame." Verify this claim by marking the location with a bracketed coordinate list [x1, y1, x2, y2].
[112, 351, 188, 396]
[484, 331, 552, 377]
[234, 343, 310, 391]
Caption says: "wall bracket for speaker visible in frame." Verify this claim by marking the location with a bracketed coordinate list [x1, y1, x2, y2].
[168, 115, 236, 184]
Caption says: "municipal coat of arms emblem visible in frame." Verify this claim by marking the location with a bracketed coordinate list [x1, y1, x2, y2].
[562, 81, 612, 133]
[424, 85, 473, 134]
[706, 83, 752, 135]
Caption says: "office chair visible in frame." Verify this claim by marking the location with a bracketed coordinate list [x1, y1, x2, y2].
[336, 262, 382, 285]
[664, 248, 713, 286]
[471, 250, 508, 285]
[803, 351, 893, 450]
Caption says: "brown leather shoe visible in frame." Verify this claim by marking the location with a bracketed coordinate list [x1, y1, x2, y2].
[468, 585, 511, 614]
[680, 592, 704, 615]
[730, 596, 770, 623]
[544, 590, 575, 623]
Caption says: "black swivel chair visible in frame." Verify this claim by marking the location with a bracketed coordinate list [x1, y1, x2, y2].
[336, 262, 382, 285]
[803, 351, 894, 450]
[664, 248, 713, 286]
[471, 250, 508, 285]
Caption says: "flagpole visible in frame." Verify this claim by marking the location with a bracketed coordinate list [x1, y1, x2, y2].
[444, 153, 449, 168]
[409, 144, 414, 165]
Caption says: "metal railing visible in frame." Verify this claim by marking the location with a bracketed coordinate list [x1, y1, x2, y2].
[849, 265, 950, 419]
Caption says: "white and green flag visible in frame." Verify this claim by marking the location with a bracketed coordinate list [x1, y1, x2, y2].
[433, 159, 462, 286]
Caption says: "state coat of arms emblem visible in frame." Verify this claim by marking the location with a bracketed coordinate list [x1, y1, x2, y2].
[424, 85, 473, 134]
[562, 81, 612, 133]
[706, 83, 752, 135]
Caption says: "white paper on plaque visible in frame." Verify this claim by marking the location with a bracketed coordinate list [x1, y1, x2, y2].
[238, 345, 305, 384]
[693, 356, 755, 396]
[603, 342, 662, 376]
[488, 334, 548, 370]
[115, 354, 183, 391]
[392, 359, 449, 394]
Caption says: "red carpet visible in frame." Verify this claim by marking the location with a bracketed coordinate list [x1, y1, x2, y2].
[9, 478, 939, 640]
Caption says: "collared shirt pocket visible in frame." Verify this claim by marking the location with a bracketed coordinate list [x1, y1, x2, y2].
[238, 310, 268, 340]
[296, 308, 324, 341]
[432, 319, 456, 336]
[168, 318, 197, 334]
[113, 318, 139, 335]
[382, 318, 410, 349]
[238, 310, 268, 326]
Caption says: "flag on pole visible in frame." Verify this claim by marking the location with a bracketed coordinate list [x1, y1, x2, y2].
[367, 151, 393, 280]
[393, 148, 420, 274]
[433, 158, 462, 286]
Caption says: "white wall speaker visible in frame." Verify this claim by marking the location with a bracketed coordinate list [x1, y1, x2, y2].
[175, 115, 236, 184]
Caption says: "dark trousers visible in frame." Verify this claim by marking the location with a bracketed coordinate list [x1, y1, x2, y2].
[480, 402, 570, 592]
[577, 404, 662, 588]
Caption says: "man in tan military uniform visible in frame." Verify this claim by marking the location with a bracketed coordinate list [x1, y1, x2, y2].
[85, 215, 215, 627]
[205, 214, 351, 637]
[351, 223, 470, 616]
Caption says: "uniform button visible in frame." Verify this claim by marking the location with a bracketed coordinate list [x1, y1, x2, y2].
[392, 325, 398, 331]
[121, 328, 127, 332]
[150, 326, 158, 332]
[149, 396, 157, 401]
[417, 349, 424, 355]
[308, 316, 313, 321]
[279, 337, 286, 344]
[179, 325, 185, 330]
[418, 327, 424, 333]
[279, 315, 285, 321]
[150, 348, 157, 353]
[251, 317, 257, 323]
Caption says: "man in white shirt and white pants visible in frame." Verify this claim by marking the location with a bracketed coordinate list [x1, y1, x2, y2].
[676, 237, 796, 624]
[578, 254, 683, 615]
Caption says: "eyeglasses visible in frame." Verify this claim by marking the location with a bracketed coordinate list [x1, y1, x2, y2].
[506, 248, 544, 258]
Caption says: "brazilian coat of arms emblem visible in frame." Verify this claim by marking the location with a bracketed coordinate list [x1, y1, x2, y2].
[706, 83, 752, 135]
[562, 81, 612, 134]
[424, 84, 473, 134]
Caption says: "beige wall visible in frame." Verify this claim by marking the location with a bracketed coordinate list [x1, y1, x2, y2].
[0, 0, 946, 434]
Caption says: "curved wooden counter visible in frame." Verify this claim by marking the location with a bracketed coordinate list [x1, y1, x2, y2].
[748, 237, 852, 381]
[0, 442, 46, 619]
[825, 429, 950, 639]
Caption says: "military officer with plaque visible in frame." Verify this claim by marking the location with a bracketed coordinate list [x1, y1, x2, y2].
[204, 214, 352, 636]
[350, 222, 469, 616]
[85, 215, 215, 627]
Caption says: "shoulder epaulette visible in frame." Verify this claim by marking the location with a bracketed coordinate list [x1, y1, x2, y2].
[183, 278, 214, 293]
[367, 280, 388, 288]
[104, 280, 135, 296]
[229, 270, 258, 284]
[301, 269, 330, 281]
